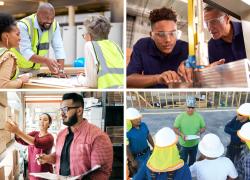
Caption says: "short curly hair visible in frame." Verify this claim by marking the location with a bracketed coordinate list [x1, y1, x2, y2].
[149, 7, 177, 27]
[83, 15, 111, 41]
[0, 13, 16, 41]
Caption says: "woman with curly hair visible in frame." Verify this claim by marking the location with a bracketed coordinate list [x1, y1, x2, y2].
[0, 13, 29, 88]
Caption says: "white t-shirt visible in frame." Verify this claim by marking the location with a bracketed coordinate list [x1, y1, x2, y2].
[77, 41, 98, 88]
[190, 157, 238, 180]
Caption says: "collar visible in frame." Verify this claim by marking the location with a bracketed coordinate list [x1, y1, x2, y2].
[33, 15, 41, 30]
[68, 119, 88, 134]
[0, 47, 8, 57]
[231, 21, 241, 37]
[216, 21, 241, 45]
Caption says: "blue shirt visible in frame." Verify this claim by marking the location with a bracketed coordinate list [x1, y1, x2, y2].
[127, 122, 149, 154]
[208, 22, 246, 64]
[146, 163, 192, 180]
[18, 16, 66, 61]
[127, 37, 188, 88]
[224, 116, 247, 145]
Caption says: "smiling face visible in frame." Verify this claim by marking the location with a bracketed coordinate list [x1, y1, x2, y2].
[37, 8, 55, 30]
[39, 114, 51, 131]
[204, 10, 229, 40]
[151, 20, 177, 54]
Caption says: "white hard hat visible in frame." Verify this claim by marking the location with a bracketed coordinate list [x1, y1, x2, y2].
[198, 133, 224, 158]
[186, 96, 196, 107]
[237, 103, 250, 116]
[155, 127, 178, 147]
[237, 122, 250, 141]
[126, 108, 142, 121]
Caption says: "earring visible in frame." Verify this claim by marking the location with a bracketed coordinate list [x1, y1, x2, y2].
[6, 37, 9, 49]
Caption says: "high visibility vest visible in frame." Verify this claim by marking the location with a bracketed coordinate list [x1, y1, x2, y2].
[0, 48, 19, 80]
[11, 14, 57, 70]
[92, 40, 124, 89]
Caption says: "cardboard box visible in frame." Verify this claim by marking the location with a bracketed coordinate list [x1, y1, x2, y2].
[0, 130, 11, 145]
[0, 92, 7, 107]
[0, 166, 4, 179]
[0, 135, 6, 154]
[12, 150, 19, 176]
[0, 105, 7, 129]
[4, 166, 13, 180]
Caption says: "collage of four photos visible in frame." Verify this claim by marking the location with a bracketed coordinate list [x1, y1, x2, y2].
[0, 0, 249, 180]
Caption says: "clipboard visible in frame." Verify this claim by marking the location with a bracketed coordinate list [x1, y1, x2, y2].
[30, 165, 101, 180]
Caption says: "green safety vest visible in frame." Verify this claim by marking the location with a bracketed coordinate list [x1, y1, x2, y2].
[0, 48, 19, 80]
[11, 14, 57, 70]
[92, 40, 124, 89]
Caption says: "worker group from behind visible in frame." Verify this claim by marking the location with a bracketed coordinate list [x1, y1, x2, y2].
[126, 98, 250, 180]
[5, 93, 113, 179]
[0, 2, 123, 89]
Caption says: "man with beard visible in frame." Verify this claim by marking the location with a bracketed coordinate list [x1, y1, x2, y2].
[37, 93, 113, 179]
[204, 5, 247, 66]
[127, 7, 191, 88]
[11, 3, 66, 75]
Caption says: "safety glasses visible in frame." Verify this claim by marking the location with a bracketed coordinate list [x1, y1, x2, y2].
[151, 30, 180, 39]
[204, 15, 225, 28]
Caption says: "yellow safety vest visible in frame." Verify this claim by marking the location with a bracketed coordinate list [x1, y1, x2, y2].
[147, 144, 184, 172]
[92, 40, 124, 89]
[0, 48, 19, 80]
[11, 14, 57, 70]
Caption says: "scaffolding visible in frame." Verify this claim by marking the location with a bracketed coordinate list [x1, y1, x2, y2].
[127, 91, 250, 110]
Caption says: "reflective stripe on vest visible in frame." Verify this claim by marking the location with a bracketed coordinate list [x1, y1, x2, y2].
[92, 40, 124, 89]
[11, 14, 56, 70]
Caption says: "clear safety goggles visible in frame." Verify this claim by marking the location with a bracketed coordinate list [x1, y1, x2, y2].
[151, 30, 181, 39]
[204, 15, 225, 28]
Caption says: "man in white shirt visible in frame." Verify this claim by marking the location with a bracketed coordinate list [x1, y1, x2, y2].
[12, 3, 66, 75]
[190, 133, 238, 180]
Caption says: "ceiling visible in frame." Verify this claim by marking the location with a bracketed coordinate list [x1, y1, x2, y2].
[0, 0, 119, 19]
[127, 0, 188, 22]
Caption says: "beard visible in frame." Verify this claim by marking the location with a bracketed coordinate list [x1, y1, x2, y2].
[63, 112, 78, 126]
[40, 23, 52, 31]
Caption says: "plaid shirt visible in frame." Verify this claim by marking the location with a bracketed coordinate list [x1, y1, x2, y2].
[235, 145, 250, 180]
[55, 119, 113, 179]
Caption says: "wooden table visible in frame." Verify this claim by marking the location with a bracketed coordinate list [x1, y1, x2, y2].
[22, 67, 88, 89]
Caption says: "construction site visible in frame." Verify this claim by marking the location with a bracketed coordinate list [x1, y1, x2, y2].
[126, 91, 250, 179]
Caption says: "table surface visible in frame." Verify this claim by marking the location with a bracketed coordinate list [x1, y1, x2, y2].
[22, 67, 89, 89]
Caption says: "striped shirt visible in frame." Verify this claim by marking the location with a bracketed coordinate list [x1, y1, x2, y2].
[55, 119, 113, 179]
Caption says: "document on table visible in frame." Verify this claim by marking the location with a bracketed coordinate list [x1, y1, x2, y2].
[29, 77, 81, 87]
[30, 165, 101, 180]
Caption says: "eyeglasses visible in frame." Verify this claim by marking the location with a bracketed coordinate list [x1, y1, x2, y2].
[82, 33, 88, 39]
[60, 106, 80, 113]
[151, 30, 178, 39]
[187, 107, 195, 109]
[204, 15, 225, 28]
